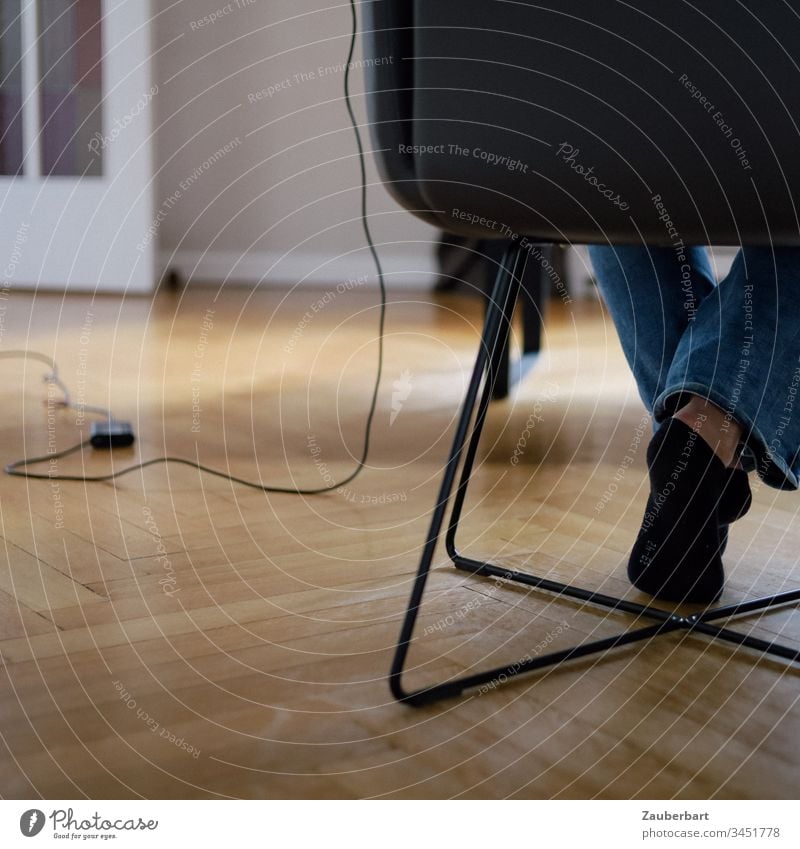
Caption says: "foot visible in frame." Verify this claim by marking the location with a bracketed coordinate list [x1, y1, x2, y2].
[628, 419, 749, 604]
[717, 467, 752, 555]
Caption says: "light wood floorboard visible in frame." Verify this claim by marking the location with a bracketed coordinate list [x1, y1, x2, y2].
[0, 286, 798, 798]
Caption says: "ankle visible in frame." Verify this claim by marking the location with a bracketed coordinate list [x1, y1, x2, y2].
[672, 398, 742, 468]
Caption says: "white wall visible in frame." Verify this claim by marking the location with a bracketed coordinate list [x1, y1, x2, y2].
[151, 0, 438, 288]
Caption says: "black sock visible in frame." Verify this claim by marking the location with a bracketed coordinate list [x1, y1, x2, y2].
[628, 419, 748, 603]
[718, 467, 752, 524]
[717, 467, 752, 555]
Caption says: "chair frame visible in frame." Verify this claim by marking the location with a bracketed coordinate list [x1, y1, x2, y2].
[390, 241, 800, 707]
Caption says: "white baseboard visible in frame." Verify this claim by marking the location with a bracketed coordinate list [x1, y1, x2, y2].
[160, 249, 438, 289]
[162, 245, 739, 294]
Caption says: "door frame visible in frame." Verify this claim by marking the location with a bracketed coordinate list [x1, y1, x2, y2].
[1, 0, 155, 293]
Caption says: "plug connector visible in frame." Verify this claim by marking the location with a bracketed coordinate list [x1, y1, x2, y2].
[90, 420, 135, 449]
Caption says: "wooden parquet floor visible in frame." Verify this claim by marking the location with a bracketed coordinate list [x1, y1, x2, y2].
[0, 285, 798, 798]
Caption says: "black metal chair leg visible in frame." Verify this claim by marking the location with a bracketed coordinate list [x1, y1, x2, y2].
[390, 244, 679, 707]
[521, 244, 547, 356]
[489, 305, 512, 401]
[389, 244, 525, 704]
[445, 250, 525, 559]
[390, 244, 800, 708]
[487, 242, 544, 400]
[685, 588, 800, 662]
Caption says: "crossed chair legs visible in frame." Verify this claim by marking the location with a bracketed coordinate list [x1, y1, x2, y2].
[390, 241, 800, 707]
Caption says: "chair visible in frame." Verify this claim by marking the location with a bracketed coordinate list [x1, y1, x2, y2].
[435, 233, 551, 399]
[363, 0, 800, 706]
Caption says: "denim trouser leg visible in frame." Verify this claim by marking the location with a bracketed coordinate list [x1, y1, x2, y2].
[586, 245, 716, 411]
[588, 244, 800, 490]
[656, 247, 800, 490]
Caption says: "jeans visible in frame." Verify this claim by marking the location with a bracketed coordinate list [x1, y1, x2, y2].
[587, 245, 800, 490]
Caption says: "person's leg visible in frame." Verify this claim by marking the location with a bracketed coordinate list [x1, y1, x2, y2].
[673, 396, 741, 467]
[629, 247, 800, 603]
[586, 244, 716, 412]
[587, 245, 753, 603]
[657, 246, 800, 491]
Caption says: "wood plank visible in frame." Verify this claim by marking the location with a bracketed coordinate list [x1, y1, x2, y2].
[0, 288, 797, 799]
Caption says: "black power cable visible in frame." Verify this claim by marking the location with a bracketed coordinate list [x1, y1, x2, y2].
[5, 0, 386, 495]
